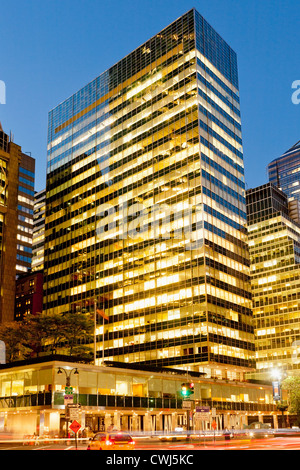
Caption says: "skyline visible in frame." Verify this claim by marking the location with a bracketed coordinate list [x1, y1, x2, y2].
[0, 0, 300, 192]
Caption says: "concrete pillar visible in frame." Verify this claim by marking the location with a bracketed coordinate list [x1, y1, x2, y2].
[144, 412, 151, 433]
[240, 414, 248, 429]
[131, 413, 138, 431]
[172, 412, 177, 431]
[105, 413, 111, 431]
[156, 413, 163, 431]
[113, 411, 121, 430]
[273, 414, 278, 429]
[223, 414, 231, 429]
[49, 411, 60, 436]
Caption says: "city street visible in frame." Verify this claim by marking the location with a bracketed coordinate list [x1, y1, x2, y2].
[1, 434, 300, 450]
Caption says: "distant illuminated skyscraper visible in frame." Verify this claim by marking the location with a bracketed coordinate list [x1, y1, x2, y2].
[246, 182, 300, 378]
[44, 9, 254, 377]
[268, 140, 300, 202]
[16, 153, 35, 274]
[32, 189, 46, 272]
[0, 125, 35, 322]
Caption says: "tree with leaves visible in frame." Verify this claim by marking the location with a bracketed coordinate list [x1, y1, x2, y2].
[282, 376, 300, 426]
[0, 311, 95, 363]
[0, 322, 27, 362]
[276, 401, 289, 428]
[60, 312, 94, 358]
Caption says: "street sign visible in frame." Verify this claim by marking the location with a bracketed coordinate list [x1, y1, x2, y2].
[64, 386, 74, 405]
[68, 407, 80, 421]
[66, 404, 81, 420]
[182, 400, 192, 409]
[69, 420, 81, 434]
[196, 406, 210, 413]
[195, 406, 210, 421]
[272, 381, 281, 401]
[64, 394, 73, 405]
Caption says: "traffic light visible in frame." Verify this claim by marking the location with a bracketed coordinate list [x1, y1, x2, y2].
[181, 382, 194, 397]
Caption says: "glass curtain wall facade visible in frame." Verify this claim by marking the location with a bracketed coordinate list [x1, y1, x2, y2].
[16, 153, 35, 274]
[0, 128, 22, 322]
[44, 9, 254, 375]
[268, 141, 300, 202]
[32, 189, 46, 271]
[246, 183, 300, 379]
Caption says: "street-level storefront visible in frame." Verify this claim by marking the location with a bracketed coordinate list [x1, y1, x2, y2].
[0, 357, 281, 437]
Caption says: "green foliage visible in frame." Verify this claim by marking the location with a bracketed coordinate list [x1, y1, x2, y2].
[0, 311, 95, 363]
[282, 376, 300, 418]
[276, 401, 288, 412]
[0, 322, 28, 362]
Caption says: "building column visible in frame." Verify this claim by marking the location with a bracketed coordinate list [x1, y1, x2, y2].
[156, 413, 163, 431]
[105, 413, 111, 431]
[131, 413, 138, 431]
[144, 412, 151, 433]
[223, 414, 231, 429]
[240, 414, 248, 429]
[171, 412, 177, 431]
[113, 411, 121, 430]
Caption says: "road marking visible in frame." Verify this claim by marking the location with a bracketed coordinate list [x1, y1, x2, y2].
[32, 445, 53, 450]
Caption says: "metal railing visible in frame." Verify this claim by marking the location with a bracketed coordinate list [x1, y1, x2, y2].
[0, 392, 277, 413]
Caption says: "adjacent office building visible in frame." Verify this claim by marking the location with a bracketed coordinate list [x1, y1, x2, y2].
[32, 188, 46, 272]
[246, 183, 300, 379]
[44, 9, 254, 378]
[0, 124, 35, 323]
[268, 140, 300, 202]
[15, 270, 43, 321]
[16, 153, 35, 274]
[0, 125, 20, 323]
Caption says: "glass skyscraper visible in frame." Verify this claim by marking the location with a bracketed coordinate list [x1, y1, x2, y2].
[268, 140, 300, 202]
[44, 9, 254, 377]
[246, 183, 300, 379]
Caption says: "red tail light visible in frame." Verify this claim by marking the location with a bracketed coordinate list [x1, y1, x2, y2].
[106, 439, 113, 445]
[129, 440, 135, 445]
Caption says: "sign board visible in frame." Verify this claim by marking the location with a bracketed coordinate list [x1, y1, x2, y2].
[66, 404, 81, 420]
[272, 381, 281, 401]
[182, 400, 192, 409]
[196, 406, 210, 413]
[64, 386, 74, 406]
[69, 407, 80, 421]
[195, 406, 210, 421]
[69, 420, 81, 434]
[64, 394, 73, 406]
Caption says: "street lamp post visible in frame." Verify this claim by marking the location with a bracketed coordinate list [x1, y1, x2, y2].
[57, 367, 79, 437]
[57, 367, 79, 386]
[271, 368, 288, 428]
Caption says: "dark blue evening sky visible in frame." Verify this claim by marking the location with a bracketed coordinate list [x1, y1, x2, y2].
[0, 0, 299, 192]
